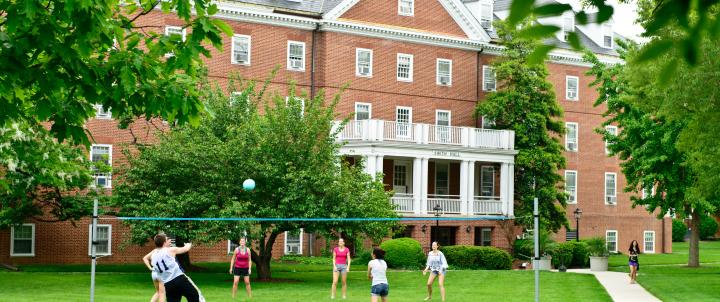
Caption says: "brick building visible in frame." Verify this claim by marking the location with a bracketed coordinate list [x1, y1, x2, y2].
[1, 0, 671, 266]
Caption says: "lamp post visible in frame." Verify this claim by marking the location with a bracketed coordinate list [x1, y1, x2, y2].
[574, 208, 583, 242]
[433, 204, 442, 245]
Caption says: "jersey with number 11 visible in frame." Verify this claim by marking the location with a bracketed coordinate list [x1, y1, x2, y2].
[150, 248, 183, 283]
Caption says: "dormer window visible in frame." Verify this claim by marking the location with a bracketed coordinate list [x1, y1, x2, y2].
[480, 2, 493, 29]
[603, 24, 614, 48]
[399, 0, 414, 16]
[562, 15, 574, 42]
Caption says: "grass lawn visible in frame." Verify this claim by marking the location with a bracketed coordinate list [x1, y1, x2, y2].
[0, 262, 611, 302]
[609, 240, 720, 302]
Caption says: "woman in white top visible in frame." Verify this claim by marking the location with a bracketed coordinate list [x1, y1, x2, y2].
[422, 242, 448, 302]
[367, 247, 389, 302]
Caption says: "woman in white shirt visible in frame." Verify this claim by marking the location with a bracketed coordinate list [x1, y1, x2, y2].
[367, 248, 389, 302]
[422, 241, 448, 302]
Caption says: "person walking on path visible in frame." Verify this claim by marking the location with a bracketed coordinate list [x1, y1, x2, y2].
[229, 237, 252, 299]
[628, 240, 640, 284]
[368, 248, 389, 302]
[422, 242, 448, 302]
[331, 238, 352, 299]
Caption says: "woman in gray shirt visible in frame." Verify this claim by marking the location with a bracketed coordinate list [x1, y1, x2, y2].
[368, 248, 389, 302]
[422, 241, 448, 302]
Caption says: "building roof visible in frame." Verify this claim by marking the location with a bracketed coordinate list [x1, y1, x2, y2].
[227, 0, 344, 15]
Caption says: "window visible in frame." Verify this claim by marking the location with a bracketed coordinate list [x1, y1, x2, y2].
[605, 172, 617, 205]
[285, 96, 305, 116]
[94, 104, 111, 119]
[642, 186, 655, 199]
[90, 144, 112, 188]
[398, 0, 414, 16]
[435, 110, 451, 143]
[88, 224, 112, 256]
[482, 116, 495, 129]
[565, 122, 578, 152]
[164, 26, 186, 57]
[480, 2, 493, 29]
[482, 65, 496, 91]
[562, 15, 574, 42]
[393, 163, 408, 193]
[287, 41, 305, 71]
[644, 231, 655, 253]
[474, 227, 492, 246]
[231, 34, 251, 65]
[355, 102, 371, 120]
[284, 229, 303, 255]
[396, 54, 413, 82]
[603, 24, 613, 48]
[566, 76, 579, 100]
[605, 125, 617, 154]
[10, 224, 34, 256]
[356, 48, 373, 77]
[436, 59, 452, 86]
[227, 240, 240, 255]
[565, 170, 577, 204]
[435, 162, 449, 195]
[480, 166, 495, 197]
[606, 230, 618, 253]
[396, 107, 412, 138]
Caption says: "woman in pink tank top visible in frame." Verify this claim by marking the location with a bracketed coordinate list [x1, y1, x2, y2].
[229, 237, 252, 299]
[331, 238, 352, 299]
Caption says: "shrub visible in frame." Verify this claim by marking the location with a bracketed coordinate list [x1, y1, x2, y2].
[585, 237, 608, 257]
[441, 246, 512, 270]
[551, 244, 573, 268]
[279, 255, 332, 265]
[354, 249, 372, 266]
[551, 241, 588, 268]
[513, 239, 532, 260]
[700, 215, 719, 240]
[672, 219, 687, 242]
[379, 238, 424, 269]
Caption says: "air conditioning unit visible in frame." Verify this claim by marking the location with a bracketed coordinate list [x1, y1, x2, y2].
[291, 59, 303, 70]
[606, 196, 617, 204]
[234, 54, 247, 64]
[568, 91, 577, 99]
[439, 76, 450, 85]
[567, 194, 575, 203]
[567, 142, 577, 151]
[481, 20, 491, 29]
[393, 185, 407, 194]
[485, 82, 496, 92]
[286, 245, 300, 254]
[359, 66, 370, 76]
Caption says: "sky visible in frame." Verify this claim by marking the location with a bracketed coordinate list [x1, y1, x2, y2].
[562, 0, 646, 41]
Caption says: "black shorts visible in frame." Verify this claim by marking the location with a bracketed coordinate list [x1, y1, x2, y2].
[165, 274, 205, 302]
[233, 267, 250, 277]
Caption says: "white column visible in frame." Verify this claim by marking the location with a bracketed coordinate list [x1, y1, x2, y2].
[413, 157, 422, 214]
[420, 157, 429, 214]
[375, 155, 384, 179]
[365, 155, 377, 178]
[467, 161, 476, 215]
[459, 160, 469, 215]
[500, 162, 509, 216]
[507, 163, 515, 217]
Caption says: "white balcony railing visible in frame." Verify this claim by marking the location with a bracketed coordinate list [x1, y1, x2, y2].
[473, 196, 503, 215]
[334, 120, 514, 150]
[391, 193, 414, 212]
[427, 195, 462, 214]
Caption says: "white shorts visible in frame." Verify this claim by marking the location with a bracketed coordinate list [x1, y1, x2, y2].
[152, 271, 161, 282]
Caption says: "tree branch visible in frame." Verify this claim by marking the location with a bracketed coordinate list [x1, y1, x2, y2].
[127, 1, 162, 24]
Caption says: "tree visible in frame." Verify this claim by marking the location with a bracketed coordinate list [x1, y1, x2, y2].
[114, 76, 398, 279]
[0, 0, 230, 226]
[475, 21, 568, 232]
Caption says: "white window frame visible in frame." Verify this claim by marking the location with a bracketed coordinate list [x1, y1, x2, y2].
[605, 172, 617, 205]
[602, 24, 614, 49]
[605, 125, 618, 154]
[566, 76, 579, 101]
[644, 231, 655, 254]
[88, 224, 112, 256]
[393, 161, 409, 193]
[164, 26, 187, 42]
[435, 161, 450, 195]
[396, 53, 414, 82]
[565, 122, 578, 152]
[396, 106, 413, 138]
[90, 144, 113, 188]
[436, 59, 452, 86]
[287, 41, 306, 72]
[231, 34, 251, 65]
[480, 166, 495, 197]
[482, 116, 495, 129]
[355, 102, 372, 120]
[284, 229, 304, 255]
[227, 240, 240, 255]
[435, 110, 452, 143]
[565, 170, 577, 204]
[482, 65, 496, 91]
[10, 223, 35, 257]
[435, 110, 451, 127]
[94, 104, 112, 119]
[356, 48, 373, 77]
[562, 15, 574, 42]
[642, 186, 656, 199]
[398, 0, 414, 16]
[606, 230, 618, 253]
[480, 1, 493, 29]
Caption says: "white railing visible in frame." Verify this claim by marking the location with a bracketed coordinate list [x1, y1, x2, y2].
[473, 196, 503, 215]
[427, 195, 462, 214]
[334, 120, 514, 150]
[391, 193, 414, 212]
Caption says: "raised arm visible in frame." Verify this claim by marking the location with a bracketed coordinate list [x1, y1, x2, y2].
[142, 250, 154, 271]
[168, 242, 192, 257]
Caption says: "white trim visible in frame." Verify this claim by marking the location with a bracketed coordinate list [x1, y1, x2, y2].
[480, 165, 495, 197]
[435, 110, 451, 126]
[436, 59, 452, 86]
[602, 24, 614, 49]
[10, 223, 35, 257]
[606, 230, 618, 253]
[355, 48, 373, 77]
[88, 224, 112, 256]
[398, 0, 414, 16]
[437, 0, 490, 40]
[482, 65, 496, 91]
[164, 26, 186, 41]
[94, 104, 112, 119]
[566, 76, 579, 101]
[396, 53, 414, 82]
[605, 125, 618, 155]
[643, 231, 656, 254]
[396, 106, 413, 124]
[565, 170, 577, 204]
[90, 144, 113, 188]
[287, 41, 306, 72]
[355, 102, 372, 120]
[605, 172, 617, 205]
[284, 229, 304, 255]
[561, 14, 574, 42]
[231, 34, 251, 65]
[565, 122, 578, 152]
[323, 0, 362, 20]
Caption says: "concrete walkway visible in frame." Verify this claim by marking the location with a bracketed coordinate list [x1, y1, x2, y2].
[567, 269, 661, 302]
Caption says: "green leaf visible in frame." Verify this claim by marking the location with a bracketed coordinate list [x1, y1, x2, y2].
[207, 3, 219, 15]
[533, 3, 572, 17]
[682, 38, 698, 65]
[657, 59, 678, 86]
[575, 11, 588, 25]
[566, 32, 582, 50]
[518, 24, 561, 39]
[596, 4, 614, 23]
[508, 0, 536, 26]
[633, 40, 674, 63]
[528, 44, 555, 65]
[212, 19, 233, 36]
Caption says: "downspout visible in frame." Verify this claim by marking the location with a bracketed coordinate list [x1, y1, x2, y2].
[310, 22, 320, 99]
[476, 47, 484, 128]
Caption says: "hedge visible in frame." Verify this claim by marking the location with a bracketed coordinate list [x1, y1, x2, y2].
[440, 246, 512, 270]
[672, 219, 687, 242]
[379, 238, 425, 269]
[551, 241, 588, 268]
[701, 215, 719, 240]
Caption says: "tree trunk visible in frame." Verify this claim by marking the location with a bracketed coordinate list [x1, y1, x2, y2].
[174, 238, 199, 271]
[251, 231, 279, 281]
[688, 210, 701, 267]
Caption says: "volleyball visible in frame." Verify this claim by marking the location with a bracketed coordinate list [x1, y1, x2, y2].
[243, 179, 255, 191]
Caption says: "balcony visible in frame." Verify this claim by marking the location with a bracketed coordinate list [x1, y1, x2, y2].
[391, 194, 505, 216]
[335, 120, 515, 150]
